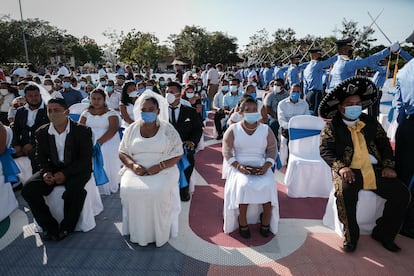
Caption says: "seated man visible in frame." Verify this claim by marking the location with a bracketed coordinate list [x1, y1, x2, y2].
[213, 79, 230, 140]
[12, 84, 49, 172]
[319, 76, 410, 253]
[22, 94, 93, 241]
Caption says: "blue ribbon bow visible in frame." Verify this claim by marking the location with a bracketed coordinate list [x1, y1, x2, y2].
[92, 143, 109, 186]
[0, 148, 21, 183]
[177, 148, 190, 188]
[289, 128, 321, 140]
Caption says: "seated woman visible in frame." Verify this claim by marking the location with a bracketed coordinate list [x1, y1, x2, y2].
[119, 96, 183, 247]
[222, 97, 279, 238]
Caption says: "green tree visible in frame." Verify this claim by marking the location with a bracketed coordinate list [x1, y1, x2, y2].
[117, 30, 161, 69]
[340, 18, 376, 57]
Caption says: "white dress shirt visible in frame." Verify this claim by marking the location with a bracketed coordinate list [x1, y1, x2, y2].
[48, 120, 70, 162]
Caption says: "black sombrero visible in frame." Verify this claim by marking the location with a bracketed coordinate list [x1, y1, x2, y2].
[318, 76, 378, 119]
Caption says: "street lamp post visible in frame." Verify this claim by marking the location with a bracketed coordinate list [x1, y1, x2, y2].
[18, 0, 29, 64]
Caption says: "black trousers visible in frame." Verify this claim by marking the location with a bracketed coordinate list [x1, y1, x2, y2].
[21, 171, 90, 234]
[213, 110, 226, 136]
[337, 169, 410, 243]
[395, 117, 414, 230]
[368, 90, 383, 118]
[305, 90, 323, 115]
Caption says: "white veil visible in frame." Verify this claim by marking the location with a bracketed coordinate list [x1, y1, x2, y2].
[133, 90, 169, 123]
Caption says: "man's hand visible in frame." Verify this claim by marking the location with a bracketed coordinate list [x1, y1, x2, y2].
[339, 167, 355, 183]
[22, 144, 33, 156]
[381, 167, 397, 178]
[183, 141, 195, 151]
[53, 172, 66, 185]
[43, 172, 55, 186]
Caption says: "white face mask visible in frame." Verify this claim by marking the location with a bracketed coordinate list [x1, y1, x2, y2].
[0, 89, 9, 96]
[186, 92, 194, 99]
[166, 93, 178, 104]
[273, 86, 281, 93]
[43, 85, 52, 91]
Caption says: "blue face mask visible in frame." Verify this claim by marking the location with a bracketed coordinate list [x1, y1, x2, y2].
[141, 112, 157, 123]
[230, 85, 238, 93]
[106, 86, 113, 92]
[344, 105, 362, 120]
[221, 85, 229, 92]
[160, 81, 166, 86]
[137, 88, 145, 95]
[79, 81, 86, 87]
[18, 89, 25, 96]
[244, 112, 261, 124]
[249, 92, 257, 100]
[146, 86, 153, 91]
[290, 92, 300, 102]
[63, 82, 71, 89]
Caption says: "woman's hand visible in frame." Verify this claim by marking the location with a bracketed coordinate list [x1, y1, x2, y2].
[146, 165, 162, 176]
[237, 164, 251, 175]
[256, 163, 272, 175]
[132, 163, 147, 176]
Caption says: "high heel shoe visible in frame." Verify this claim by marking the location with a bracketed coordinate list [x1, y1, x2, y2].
[238, 216, 251, 239]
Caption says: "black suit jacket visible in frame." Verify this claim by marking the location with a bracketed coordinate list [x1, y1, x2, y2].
[12, 104, 49, 147]
[35, 120, 93, 178]
[171, 105, 203, 147]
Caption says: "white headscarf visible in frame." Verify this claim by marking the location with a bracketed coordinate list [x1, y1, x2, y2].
[133, 90, 169, 123]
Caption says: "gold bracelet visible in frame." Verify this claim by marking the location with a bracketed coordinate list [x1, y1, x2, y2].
[159, 161, 166, 169]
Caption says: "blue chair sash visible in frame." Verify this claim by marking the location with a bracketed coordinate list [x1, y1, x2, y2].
[0, 148, 21, 183]
[289, 128, 321, 140]
[177, 148, 190, 188]
[92, 143, 109, 186]
[69, 113, 81, 122]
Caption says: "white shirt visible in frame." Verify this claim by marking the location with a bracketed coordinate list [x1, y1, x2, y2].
[48, 120, 71, 163]
[24, 101, 45, 127]
[98, 68, 107, 77]
[57, 66, 70, 76]
[206, 67, 219, 85]
[169, 103, 181, 124]
[277, 98, 310, 129]
[213, 91, 226, 110]
[106, 91, 121, 111]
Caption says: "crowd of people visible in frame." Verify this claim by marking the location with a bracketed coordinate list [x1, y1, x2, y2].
[1, 35, 414, 252]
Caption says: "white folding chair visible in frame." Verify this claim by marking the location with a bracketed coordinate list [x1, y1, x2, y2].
[322, 189, 386, 237]
[284, 115, 332, 198]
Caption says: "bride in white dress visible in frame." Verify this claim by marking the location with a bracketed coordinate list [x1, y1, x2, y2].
[222, 97, 279, 238]
[119, 95, 183, 247]
[79, 89, 121, 195]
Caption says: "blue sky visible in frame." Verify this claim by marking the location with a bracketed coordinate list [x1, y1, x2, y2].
[2, 0, 413, 50]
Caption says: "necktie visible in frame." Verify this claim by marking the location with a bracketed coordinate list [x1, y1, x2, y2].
[170, 106, 177, 125]
[348, 121, 377, 190]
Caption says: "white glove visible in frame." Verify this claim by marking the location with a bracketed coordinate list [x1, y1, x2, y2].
[390, 41, 400, 52]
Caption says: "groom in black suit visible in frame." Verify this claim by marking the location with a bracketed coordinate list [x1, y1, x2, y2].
[166, 82, 203, 201]
[22, 95, 93, 241]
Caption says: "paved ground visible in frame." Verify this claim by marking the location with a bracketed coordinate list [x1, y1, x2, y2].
[1, 138, 414, 275]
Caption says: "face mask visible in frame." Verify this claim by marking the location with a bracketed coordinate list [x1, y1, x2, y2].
[160, 81, 166, 86]
[186, 92, 194, 99]
[106, 86, 113, 92]
[137, 88, 145, 95]
[244, 112, 261, 124]
[166, 93, 177, 104]
[117, 79, 125, 85]
[18, 89, 25, 96]
[141, 111, 157, 123]
[146, 86, 153, 91]
[0, 89, 9, 96]
[230, 85, 238, 93]
[344, 105, 362, 120]
[273, 86, 281, 93]
[221, 85, 229, 92]
[128, 91, 139, 98]
[249, 92, 257, 100]
[63, 82, 71, 89]
[78, 81, 86, 87]
[100, 81, 106, 86]
[43, 85, 52, 91]
[48, 112, 67, 125]
[134, 80, 140, 84]
[290, 92, 300, 102]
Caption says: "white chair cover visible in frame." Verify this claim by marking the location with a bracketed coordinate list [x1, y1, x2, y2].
[322, 189, 386, 237]
[35, 174, 103, 232]
[14, 156, 32, 185]
[69, 103, 89, 115]
[284, 115, 332, 198]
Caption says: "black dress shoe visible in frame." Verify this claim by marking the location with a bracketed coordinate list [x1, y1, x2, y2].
[56, 230, 70, 241]
[371, 233, 401, 252]
[41, 231, 58, 241]
[180, 192, 191, 202]
[400, 228, 414, 239]
[343, 241, 357, 252]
